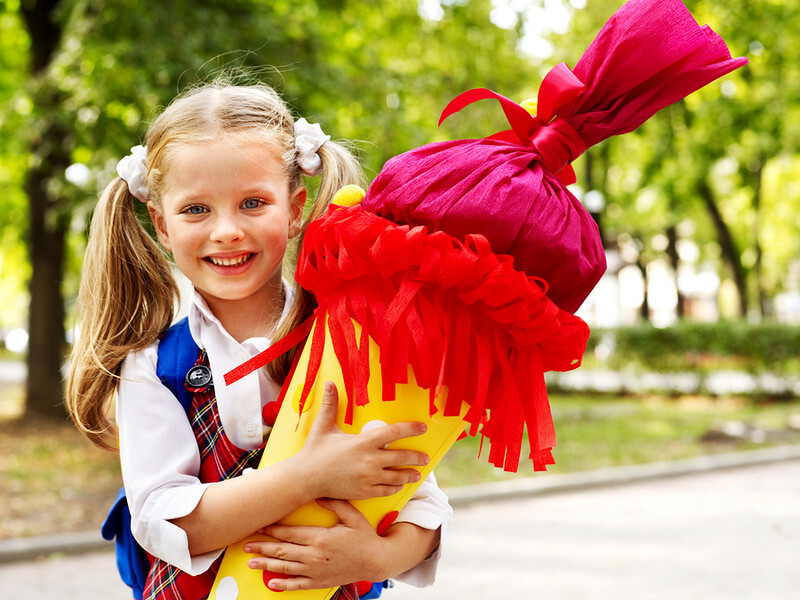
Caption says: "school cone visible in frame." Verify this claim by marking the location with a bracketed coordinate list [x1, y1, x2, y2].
[207, 191, 586, 600]
[208, 317, 468, 600]
[208, 2, 749, 596]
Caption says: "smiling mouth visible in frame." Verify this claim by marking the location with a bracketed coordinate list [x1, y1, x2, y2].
[206, 253, 253, 267]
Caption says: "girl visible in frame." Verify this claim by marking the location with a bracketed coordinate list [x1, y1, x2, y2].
[66, 81, 452, 599]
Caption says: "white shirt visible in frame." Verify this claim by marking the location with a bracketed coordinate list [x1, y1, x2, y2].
[117, 286, 452, 584]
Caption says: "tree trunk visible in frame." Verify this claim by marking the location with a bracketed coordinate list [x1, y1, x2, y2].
[665, 224, 685, 319]
[21, 0, 69, 420]
[697, 180, 748, 317]
[751, 162, 768, 318]
[25, 151, 69, 420]
[637, 258, 650, 322]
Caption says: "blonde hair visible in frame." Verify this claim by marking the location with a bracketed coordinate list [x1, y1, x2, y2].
[66, 81, 364, 450]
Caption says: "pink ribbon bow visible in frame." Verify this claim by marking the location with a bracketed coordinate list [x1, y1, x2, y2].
[438, 62, 587, 185]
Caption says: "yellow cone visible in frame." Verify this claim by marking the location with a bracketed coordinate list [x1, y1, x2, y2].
[209, 318, 467, 600]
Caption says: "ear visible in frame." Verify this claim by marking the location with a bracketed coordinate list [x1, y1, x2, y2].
[289, 186, 307, 238]
[148, 202, 172, 252]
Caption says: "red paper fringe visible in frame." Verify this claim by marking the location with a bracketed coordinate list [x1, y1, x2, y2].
[295, 205, 590, 472]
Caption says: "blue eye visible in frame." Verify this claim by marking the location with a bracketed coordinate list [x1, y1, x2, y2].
[242, 198, 265, 209]
[184, 205, 206, 215]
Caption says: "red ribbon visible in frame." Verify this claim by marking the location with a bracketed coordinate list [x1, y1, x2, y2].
[536, 62, 584, 122]
[439, 62, 586, 185]
[224, 315, 315, 386]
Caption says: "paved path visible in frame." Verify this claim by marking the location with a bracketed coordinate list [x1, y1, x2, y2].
[2, 459, 798, 599]
[390, 458, 800, 600]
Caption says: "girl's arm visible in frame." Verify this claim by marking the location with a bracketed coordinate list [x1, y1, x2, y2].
[119, 347, 427, 572]
[171, 382, 430, 556]
[246, 499, 441, 592]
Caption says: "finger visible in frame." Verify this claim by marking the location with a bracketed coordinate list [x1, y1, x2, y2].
[265, 575, 314, 592]
[246, 555, 305, 575]
[259, 523, 321, 544]
[377, 466, 424, 487]
[371, 484, 407, 497]
[243, 540, 303, 562]
[315, 498, 368, 527]
[369, 421, 428, 448]
[310, 381, 339, 433]
[304, 381, 340, 440]
[379, 447, 431, 468]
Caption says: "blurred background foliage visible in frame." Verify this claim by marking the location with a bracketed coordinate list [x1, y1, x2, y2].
[585, 321, 800, 375]
[0, 0, 797, 419]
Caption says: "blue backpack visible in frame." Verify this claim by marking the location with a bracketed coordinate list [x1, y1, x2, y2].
[101, 317, 386, 599]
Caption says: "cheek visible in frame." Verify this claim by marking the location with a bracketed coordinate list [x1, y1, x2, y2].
[162, 223, 203, 261]
[170, 228, 199, 253]
[262, 217, 292, 244]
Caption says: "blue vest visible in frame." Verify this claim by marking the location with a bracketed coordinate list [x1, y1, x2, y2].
[101, 318, 198, 600]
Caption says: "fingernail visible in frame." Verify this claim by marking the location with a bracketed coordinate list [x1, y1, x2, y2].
[420, 423, 427, 433]
[325, 381, 333, 393]
[243, 545, 252, 553]
[414, 471, 421, 482]
[248, 560, 258, 568]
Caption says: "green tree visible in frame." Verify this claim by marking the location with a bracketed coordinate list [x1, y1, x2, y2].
[0, 4, 30, 331]
[18, 0, 70, 419]
[2, 0, 537, 419]
[697, 0, 800, 317]
[6, 0, 312, 419]
[550, 0, 791, 320]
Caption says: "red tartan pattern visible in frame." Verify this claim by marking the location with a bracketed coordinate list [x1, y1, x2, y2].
[335, 584, 359, 600]
[142, 354, 359, 600]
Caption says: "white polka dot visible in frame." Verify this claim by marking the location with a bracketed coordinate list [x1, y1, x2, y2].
[216, 576, 239, 600]
[361, 420, 388, 433]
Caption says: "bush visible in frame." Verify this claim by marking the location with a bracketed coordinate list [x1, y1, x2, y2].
[588, 321, 800, 374]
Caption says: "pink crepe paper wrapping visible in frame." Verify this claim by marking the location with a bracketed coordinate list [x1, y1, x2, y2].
[362, 0, 747, 313]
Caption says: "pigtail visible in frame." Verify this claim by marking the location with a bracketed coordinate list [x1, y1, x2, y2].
[306, 140, 366, 223]
[65, 178, 178, 450]
[267, 138, 365, 384]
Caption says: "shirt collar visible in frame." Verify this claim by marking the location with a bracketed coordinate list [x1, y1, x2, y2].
[187, 280, 297, 351]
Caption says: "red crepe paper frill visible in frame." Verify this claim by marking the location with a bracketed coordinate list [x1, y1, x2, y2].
[294, 205, 590, 472]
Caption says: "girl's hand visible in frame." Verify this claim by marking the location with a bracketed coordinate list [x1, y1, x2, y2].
[244, 499, 387, 591]
[295, 381, 430, 501]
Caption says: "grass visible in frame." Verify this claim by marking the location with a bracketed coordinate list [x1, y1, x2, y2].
[1, 383, 799, 539]
[429, 393, 800, 487]
[0, 383, 122, 539]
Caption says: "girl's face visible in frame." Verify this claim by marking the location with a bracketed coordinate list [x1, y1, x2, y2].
[150, 137, 305, 323]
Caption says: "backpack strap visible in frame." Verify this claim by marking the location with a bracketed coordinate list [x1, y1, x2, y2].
[102, 488, 150, 600]
[156, 316, 200, 415]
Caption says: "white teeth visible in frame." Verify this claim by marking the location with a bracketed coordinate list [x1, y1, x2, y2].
[208, 254, 251, 267]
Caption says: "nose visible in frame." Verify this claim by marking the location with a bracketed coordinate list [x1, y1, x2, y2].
[210, 211, 245, 244]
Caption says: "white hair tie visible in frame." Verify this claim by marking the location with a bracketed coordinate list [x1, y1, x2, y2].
[116, 145, 149, 202]
[294, 118, 330, 177]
